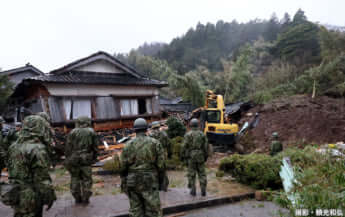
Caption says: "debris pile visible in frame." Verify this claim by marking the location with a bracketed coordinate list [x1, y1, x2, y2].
[240, 95, 345, 152]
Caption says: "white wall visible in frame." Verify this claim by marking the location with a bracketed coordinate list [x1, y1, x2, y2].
[75, 59, 123, 74]
[44, 83, 160, 97]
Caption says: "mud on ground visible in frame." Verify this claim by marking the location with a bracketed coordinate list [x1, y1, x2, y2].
[51, 165, 252, 198]
[239, 95, 345, 153]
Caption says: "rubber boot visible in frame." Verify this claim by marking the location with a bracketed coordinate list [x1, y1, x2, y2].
[75, 195, 82, 204]
[201, 186, 207, 197]
[190, 186, 196, 196]
[82, 197, 90, 205]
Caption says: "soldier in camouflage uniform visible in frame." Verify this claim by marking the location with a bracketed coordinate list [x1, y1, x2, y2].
[150, 121, 172, 159]
[149, 121, 170, 191]
[181, 118, 209, 196]
[120, 118, 166, 217]
[270, 132, 283, 156]
[6, 115, 56, 217]
[65, 116, 99, 204]
[37, 112, 58, 166]
[5, 122, 22, 146]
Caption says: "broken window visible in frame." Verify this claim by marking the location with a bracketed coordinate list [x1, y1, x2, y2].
[120, 99, 131, 116]
[72, 98, 91, 119]
[62, 98, 72, 120]
[130, 99, 138, 115]
[146, 98, 152, 114]
[28, 98, 44, 114]
[61, 98, 92, 120]
[48, 97, 64, 123]
[120, 99, 139, 116]
[95, 97, 119, 119]
[138, 99, 147, 115]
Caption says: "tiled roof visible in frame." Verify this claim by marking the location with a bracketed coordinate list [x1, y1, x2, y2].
[26, 71, 167, 87]
[0, 64, 44, 76]
[50, 51, 143, 78]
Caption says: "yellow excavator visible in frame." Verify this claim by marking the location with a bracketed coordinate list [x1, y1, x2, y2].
[194, 90, 258, 151]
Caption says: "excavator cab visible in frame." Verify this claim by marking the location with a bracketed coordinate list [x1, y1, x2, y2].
[202, 91, 239, 146]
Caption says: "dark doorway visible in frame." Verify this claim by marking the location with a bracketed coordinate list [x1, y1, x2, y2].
[138, 99, 147, 114]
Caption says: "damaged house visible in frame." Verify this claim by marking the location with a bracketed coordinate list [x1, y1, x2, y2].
[0, 63, 44, 87]
[9, 51, 167, 131]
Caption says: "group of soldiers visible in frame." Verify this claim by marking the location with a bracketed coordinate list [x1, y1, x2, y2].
[0, 113, 209, 217]
[0, 113, 99, 217]
[120, 117, 209, 217]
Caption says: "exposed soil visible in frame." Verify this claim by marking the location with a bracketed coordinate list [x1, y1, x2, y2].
[239, 95, 345, 153]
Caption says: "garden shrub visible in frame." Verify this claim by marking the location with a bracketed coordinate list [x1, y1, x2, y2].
[166, 136, 184, 170]
[102, 154, 121, 173]
[219, 153, 282, 189]
[276, 147, 345, 216]
[166, 117, 186, 138]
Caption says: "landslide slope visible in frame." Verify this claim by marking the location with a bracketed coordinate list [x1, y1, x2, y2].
[240, 95, 345, 152]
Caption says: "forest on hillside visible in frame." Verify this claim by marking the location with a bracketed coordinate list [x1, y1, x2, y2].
[115, 9, 345, 106]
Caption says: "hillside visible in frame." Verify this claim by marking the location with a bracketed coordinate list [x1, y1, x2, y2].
[240, 95, 345, 153]
[115, 9, 345, 107]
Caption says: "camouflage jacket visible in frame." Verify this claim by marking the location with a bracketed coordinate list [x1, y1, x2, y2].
[0, 128, 19, 166]
[181, 129, 209, 164]
[120, 133, 166, 191]
[5, 129, 19, 147]
[149, 129, 172, 158]
[270, 140, 282, 156]
[7, 140, 56, 205]
[0, 133, 5, 167]
[65, 127, 99, 167]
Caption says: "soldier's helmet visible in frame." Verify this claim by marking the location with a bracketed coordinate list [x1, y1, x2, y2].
[37, 112, 51, 123]
[133, 118, 148, 131]
[18, 115, 49, 143]
[76, 116, 92, 128]
[272, 132, 279, 138]
[0, 116, 5, 124]
[190, 118, 199, 128]
[151, 121, 160, 129]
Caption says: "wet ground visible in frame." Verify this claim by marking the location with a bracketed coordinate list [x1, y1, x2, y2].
[0, 187, 255, 217]
[50, 165, 253, 198]
[179, 200, 291, 217]
[0, 166, 255, 217]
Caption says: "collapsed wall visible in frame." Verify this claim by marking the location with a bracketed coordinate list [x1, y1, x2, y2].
[240, 95, 345, 152]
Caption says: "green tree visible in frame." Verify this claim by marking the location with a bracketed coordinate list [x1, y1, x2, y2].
[275, 20, 321, 66]
[319, 27, 345, 63]
[292, 9, 307, 25]
[166, 117, 186, 139]
[263, 13, 281, 41]
[225, 45, 254, 102]
[169, 73, 205, 107]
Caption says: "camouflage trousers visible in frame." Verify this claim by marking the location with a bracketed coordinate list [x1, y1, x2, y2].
[127, 189, 162, 217]
[67, 166, 92, 202]
[0, 162, 4, 177]
[12, 187, 43, 217]
[187, 161, 207, 192]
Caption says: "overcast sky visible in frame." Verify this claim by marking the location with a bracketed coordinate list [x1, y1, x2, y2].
[0, 0, 344, 72]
